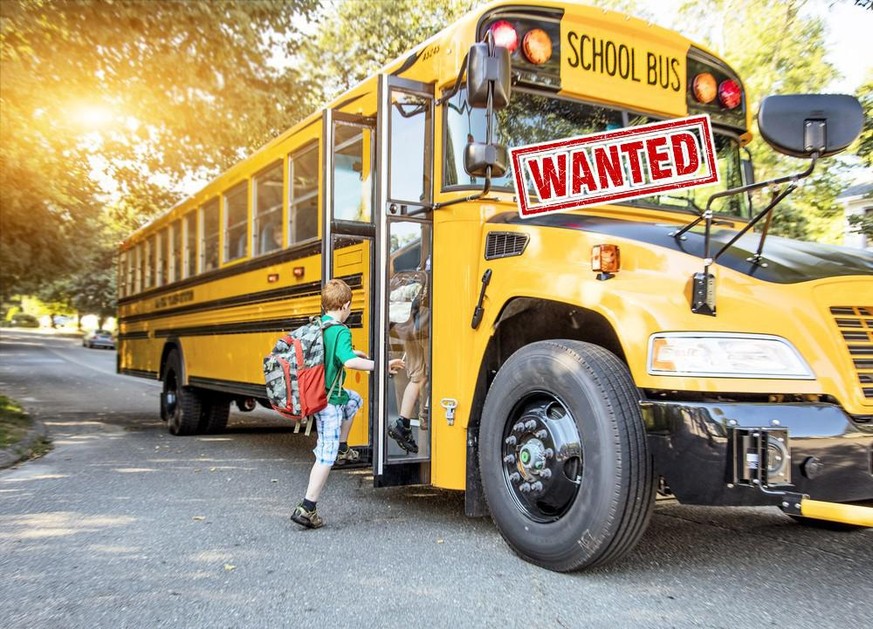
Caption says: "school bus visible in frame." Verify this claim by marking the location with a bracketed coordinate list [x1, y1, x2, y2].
[117, 0, 873, 571]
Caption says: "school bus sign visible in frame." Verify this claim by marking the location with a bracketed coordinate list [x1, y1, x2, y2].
[510, 115, 720, 218]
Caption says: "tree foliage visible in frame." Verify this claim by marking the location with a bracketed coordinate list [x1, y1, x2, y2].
[1, 0, 319, 300]
[301, 0, 477, 103]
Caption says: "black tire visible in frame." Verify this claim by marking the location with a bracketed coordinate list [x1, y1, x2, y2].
[163, 349, 203, 436]
[479, 340, 655, 572]
[200, 397, 230, 434]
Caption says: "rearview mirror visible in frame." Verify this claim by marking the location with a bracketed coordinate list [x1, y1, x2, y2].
[467, 42, 511, 109]
[464, 142, 509, 178]
[757, 94, 862, 158]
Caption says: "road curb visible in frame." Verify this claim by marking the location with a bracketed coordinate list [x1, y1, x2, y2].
[0, 416, 49, 470]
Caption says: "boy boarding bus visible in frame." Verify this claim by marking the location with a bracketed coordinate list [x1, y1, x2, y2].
[117, 0, 873, 571]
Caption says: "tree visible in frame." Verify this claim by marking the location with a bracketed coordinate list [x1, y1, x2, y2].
[302, 0, 477, 103]
[1, 0, 320, 299]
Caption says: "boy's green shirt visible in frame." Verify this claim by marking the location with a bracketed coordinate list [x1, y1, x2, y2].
[321, 315, 357, 405]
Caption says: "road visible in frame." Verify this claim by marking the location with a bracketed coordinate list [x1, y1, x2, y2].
[1, 329, 871, 628]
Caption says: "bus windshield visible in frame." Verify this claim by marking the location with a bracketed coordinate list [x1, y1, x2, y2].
[444, 90, 750, 219]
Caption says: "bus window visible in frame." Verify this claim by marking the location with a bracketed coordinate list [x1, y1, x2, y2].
[133, 243, 142, 293]
[184, 211, 197, 278]
[254, 161, 283, 255]
[201, 199, 219, 271]
[158, 229, 169, 286]
[144, 235, 155, 289]
[333, 123, 373, 222]
[290, 144, 318, 242]
[224, 181, 249, 262]
[170, 220, 181, 283]
[389, 91, 432, 206]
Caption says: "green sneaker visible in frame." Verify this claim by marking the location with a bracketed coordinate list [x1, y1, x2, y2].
[335, 446, 360, 466]
[290, 502, 324, 529]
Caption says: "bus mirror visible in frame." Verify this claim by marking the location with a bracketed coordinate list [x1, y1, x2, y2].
[467, 42, 511, 109]
[757, 94, 862, 158]
[464, 142, 509, 178]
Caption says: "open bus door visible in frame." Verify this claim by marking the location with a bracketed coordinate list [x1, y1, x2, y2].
[373, 75, 435, 487]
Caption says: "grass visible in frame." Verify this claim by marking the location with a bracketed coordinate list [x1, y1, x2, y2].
[0, 395, 51, 459]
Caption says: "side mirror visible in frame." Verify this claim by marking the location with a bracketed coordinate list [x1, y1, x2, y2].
[467, 42, 511, 109]
[464, 142, 509, 178]
[757, 94, 862, 158]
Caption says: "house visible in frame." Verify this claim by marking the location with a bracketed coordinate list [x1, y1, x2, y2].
[838, 180, 873, 249]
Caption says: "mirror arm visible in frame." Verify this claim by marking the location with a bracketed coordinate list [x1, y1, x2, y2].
[436, 53, 469, 107]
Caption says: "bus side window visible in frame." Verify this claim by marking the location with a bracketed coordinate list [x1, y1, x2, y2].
[184, 211, 197, 278]
[254, 160, 283, 255]
[201, 198, 220, 271]
[290, 143, 318, 241]
[224, 181, 249, 263]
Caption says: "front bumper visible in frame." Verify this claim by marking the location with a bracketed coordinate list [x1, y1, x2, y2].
[642, 400, 873, 506]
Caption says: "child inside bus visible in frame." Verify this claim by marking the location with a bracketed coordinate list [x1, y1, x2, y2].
[291, 278, 403, 529]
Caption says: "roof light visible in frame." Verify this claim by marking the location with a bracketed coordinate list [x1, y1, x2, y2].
[692, 73, 717, 104]
[522, 28, 552, 65]
[718, 79, 742, 109]
[490, 20, 518, 53]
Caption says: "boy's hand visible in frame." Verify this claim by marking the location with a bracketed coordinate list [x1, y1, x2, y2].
[353, 349, 369, 359]
[387, 358, 405, 375]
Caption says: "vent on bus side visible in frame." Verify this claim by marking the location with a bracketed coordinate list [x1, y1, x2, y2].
[485, 232, 529, 260]
[831, 306, 873, 399]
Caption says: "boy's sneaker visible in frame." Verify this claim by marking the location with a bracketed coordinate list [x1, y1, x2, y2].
[388, 419, 418, 453]
[335, 446, 360, 466]
[290, 502, 324, 529]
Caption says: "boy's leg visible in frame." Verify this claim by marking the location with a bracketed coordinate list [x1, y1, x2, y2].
[303, 404, 343, 502]
[339, 389, 363, 442]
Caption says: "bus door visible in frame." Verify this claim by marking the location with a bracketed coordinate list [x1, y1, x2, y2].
[324, 110, 377, 453]
[373, 75, 434, 486]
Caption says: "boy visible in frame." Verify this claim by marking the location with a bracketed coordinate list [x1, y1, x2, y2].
[291, 278, 402, 529]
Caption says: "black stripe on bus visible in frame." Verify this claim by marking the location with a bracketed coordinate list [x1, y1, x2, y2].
[119, 272, 363, 325]
[118, 331, 150, 340]
[120, 368, 159, 380]
[187, 377, 266, 399]
[152, 310, 364, 338]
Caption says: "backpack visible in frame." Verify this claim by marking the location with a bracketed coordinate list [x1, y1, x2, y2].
[263, 317, 343, 420]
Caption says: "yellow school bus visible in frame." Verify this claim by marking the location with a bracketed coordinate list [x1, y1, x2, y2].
[118, 0, 873, 571]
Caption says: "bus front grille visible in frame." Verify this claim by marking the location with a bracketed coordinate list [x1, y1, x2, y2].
[832, 306, 873, 399]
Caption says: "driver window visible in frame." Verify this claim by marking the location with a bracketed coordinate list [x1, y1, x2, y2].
[386, 220, 431, 460]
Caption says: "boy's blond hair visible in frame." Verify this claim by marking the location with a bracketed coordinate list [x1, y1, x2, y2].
[322, 278, 352, 311]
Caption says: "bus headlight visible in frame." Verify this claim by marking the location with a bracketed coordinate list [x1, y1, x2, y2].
[648, 333, 814, 379]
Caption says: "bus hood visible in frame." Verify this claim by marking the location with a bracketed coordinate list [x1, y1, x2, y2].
[490, 212, 873, 284]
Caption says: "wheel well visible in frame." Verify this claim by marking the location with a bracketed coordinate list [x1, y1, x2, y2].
[159, 341, 183, 383]
[465, 298, 625, 513]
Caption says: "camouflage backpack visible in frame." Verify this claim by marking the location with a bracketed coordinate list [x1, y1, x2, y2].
[263, 317, 343, 420]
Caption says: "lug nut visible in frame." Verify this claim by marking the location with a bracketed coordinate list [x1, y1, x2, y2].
[535, 429, 548, 440]
[524, 420, 537, 431]
[519, 482, 532, 493]
[539, 469, 552, 479]
[508, 472, 521, 483]
[503, 454, 516, 464]
[531, 481, 543, 492]
[504, 435, 517, 446]
[544, 448, 554, 459]
[513, 422, 525, 433]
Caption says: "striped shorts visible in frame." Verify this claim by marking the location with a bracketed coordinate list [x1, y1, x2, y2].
[313, 389, 363, 466]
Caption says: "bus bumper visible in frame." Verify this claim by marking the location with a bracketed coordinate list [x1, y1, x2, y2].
[643, 400, 873, 510]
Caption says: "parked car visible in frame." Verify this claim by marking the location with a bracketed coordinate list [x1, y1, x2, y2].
[82, 329, 116, 349]
[7, 313, 40, 328]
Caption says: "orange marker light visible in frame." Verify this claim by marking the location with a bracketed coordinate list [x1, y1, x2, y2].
[692, 73, 717, 104]
[293, 266, 305, 278]
[592, 244, 620, 274]
[522, 28, 552, 65]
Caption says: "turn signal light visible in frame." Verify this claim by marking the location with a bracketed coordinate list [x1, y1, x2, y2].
[592, 244, 620, 274]
[522, 28, 552, 64]
[692, 73, 717, 104]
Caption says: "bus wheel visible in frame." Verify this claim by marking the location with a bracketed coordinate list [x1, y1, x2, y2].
[163, 350, 202, 436]
[200, 397, 230, 434]
[479, 340, 654, 572]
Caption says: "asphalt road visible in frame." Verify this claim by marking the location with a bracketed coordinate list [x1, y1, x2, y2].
[1, 329, 871, 628]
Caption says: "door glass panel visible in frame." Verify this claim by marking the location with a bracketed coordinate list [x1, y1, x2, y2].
[386, 219, 431, 461]
[333, 122, 373, 222]
[389, 91, 432, 205]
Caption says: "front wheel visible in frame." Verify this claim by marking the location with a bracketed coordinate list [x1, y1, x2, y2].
[479, 340, 654, 572]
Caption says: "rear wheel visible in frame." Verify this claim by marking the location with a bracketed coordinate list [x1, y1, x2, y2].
[163, 350, 203, 436]
[479, 340, 654, 572]
[200, 397, 230, 434]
